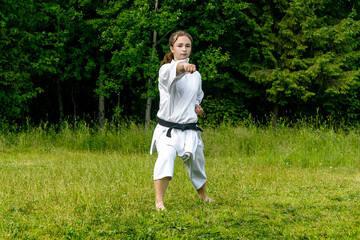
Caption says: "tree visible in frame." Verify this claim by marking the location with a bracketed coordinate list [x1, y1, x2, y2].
[248, 0, 360, 127]
[0, 1, 41, 126]
[28, 2, 91, 127]
[96, 0, 180, 125]
[2, 0, 360, 128]
[145, 0, 159, 130]
[98, 0, 108, 130]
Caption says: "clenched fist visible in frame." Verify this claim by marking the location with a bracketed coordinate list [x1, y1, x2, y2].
[195, 104, 203, 115]
[183, 63, 196, 74]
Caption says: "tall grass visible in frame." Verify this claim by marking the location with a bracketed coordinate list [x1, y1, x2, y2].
[0, 121, 154, 154]
[203, 123, 360, 169]
[0, 120, 359, 238]
[1, 120, 359, 169]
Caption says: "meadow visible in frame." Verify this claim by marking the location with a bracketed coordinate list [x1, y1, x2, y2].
[0, 121, 359, 239]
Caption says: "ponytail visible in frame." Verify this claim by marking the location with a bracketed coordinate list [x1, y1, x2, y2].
[161, 52, 173, 65]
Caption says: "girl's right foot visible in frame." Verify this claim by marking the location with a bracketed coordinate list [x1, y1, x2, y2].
[156, 203, 166, 211]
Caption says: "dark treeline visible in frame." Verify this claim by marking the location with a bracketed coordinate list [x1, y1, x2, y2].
[1, 0, 360, 129]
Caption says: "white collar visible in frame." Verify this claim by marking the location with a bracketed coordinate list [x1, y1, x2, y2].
[171, 58, 189, 64]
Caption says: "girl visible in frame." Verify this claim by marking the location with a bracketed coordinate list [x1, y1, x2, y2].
[149, 30, 214, 211]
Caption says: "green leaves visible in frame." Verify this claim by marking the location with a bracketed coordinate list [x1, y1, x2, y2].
[197, 47, 230, 82]
[1, 0, 360, 126]
[249, 0, 360, 113]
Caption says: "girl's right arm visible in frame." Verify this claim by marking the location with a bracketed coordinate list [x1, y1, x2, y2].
[176, 62, 196, 75]
[159, 59, 191, 91]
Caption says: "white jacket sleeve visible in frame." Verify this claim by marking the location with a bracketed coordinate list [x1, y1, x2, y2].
[195, 72, 204, 106]
[158, 58, 189, 92]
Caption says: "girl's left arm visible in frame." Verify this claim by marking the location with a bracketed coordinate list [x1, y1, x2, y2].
[195, 104, 203, 115]
[195, 73, 204, 115]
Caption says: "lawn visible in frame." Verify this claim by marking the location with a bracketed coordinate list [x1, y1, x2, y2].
[0, 123, 359, 239]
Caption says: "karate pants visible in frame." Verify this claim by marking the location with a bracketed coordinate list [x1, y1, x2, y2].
[153, 134, 207, 190]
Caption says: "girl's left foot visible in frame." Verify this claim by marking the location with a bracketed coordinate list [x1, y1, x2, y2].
[200, 196, 216, 203]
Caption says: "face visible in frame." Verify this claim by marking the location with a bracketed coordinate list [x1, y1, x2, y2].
[170, 36, 192, 61]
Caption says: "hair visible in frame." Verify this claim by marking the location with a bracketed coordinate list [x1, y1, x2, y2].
[161, 30, 193, 65]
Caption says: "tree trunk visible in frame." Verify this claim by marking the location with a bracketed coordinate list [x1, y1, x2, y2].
[57, 77, 64, 127]
[56, 12, 63, 127]
[272, 102, 279, 131]
[145, 0, 159, 130]
[71, 82, 77, 127]
[98, 61, 105, 129]
[117, 93, 120, 108]
[145, 30, 157, 129]
[98, 0, 107, 130]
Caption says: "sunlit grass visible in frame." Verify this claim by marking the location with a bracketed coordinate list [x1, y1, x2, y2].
[0, 121, 359, 238]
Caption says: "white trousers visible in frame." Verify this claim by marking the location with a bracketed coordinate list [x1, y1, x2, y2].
[153, 133, 207, 190]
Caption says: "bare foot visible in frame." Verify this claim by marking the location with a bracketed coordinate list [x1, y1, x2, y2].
[199, 196, 216, 203]
[204, 196, 216, 203]
[155, 203, 166, 211]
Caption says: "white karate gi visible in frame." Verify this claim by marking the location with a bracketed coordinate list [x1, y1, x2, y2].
[150, 58, 207, 190]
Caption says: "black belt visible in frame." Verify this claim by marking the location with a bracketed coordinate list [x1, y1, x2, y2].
[158, 118, 203, 138]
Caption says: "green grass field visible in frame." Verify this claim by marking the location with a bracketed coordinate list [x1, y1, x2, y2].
[0, 123, 359, 239]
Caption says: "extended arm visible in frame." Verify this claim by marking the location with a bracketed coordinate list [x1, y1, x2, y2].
[176, 62, 196, 75]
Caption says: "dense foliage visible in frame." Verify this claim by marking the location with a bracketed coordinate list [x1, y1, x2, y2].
[1, 0, 360, 128]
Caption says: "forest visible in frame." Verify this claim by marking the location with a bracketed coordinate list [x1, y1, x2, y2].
[2, 1, 360, 238]
[1, 0, 360, 129]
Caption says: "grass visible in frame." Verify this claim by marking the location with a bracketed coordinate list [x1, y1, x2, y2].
[0, 121, 359, 239]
